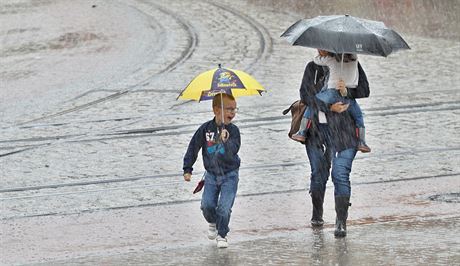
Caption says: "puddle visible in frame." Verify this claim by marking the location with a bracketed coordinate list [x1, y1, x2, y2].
[429, 193, 460, 203]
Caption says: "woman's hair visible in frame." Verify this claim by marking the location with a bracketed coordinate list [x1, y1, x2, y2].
[212, 93, 235, 108]
[330, 52, 357, 63]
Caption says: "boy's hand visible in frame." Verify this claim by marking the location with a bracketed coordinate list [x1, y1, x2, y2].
[183, 173, 192, 182]
[220, 129, 229, 142]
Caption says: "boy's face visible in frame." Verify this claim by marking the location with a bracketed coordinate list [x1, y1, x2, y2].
[214, 98, 237, 125]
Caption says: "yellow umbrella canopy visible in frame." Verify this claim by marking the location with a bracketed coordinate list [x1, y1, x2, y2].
[177, 65, 265, 101]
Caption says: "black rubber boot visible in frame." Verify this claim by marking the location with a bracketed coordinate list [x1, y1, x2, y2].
[310, 190, 324, 227]
[334, 196, 351, 238]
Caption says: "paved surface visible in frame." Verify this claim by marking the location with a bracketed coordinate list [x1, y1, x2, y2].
[1, 0, 459, 265]
[3, 177, 459, 265]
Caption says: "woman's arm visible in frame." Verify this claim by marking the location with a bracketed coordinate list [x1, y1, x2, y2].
[346, 62, 369, 99]
[299, 62, 317, 104]
[299, 62, 331, 113]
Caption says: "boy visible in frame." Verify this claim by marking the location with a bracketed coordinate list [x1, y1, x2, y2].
[183, 93, 240, 248]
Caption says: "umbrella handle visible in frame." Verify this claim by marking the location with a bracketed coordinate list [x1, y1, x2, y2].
[340, 53, 344, 77]
[219, 92, 226, 140]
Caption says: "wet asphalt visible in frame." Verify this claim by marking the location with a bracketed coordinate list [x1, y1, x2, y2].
[1, 0, 459, 265]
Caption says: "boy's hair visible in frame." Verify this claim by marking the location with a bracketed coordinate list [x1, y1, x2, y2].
[212, 93, 235, 108]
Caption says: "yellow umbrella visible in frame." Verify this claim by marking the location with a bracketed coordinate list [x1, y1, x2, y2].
[177, 64, 265, 125]
[177, 64, 265, 102]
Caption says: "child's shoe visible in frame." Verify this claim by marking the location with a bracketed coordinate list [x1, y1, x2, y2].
[291, 118, 312, 143]
[207, 223, 217, 240]
[356, 128, 371, 153]
[357, 142, 371, 153]
[291, 131, 306, 143]
[216, 235, 228, 248]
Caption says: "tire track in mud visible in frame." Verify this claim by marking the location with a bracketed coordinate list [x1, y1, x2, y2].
[1, 171, 459, 220]
[1, 99, 459, 153]
[7, 86, 460, 132]
[1, 146, 459, 194]
[205, 0, 273, 72]
[136, 0, 198, 75]
[0, 0, 277, 155]
[16, 0, 199, 126]
[14, 0, 272, 127]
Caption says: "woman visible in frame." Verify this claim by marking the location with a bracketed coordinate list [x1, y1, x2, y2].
[299, 57, 369, 237]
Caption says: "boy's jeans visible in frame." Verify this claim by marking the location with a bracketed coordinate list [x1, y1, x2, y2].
[315, 88, 365, 128]
[201, 169, 239, 238]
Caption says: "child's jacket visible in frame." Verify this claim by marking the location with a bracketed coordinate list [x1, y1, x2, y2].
[183, 118, 241, 176]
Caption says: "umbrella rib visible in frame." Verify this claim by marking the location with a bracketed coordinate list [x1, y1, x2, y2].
[284, 16, 341, 44]
[361, 25, 392, 57]
[357, 20, 385, 38]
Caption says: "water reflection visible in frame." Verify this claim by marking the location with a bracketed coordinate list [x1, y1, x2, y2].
[207, 248, 234, 265]
[310, 228, 351, 266]
[311, 229, 325, 265]
[42, 217, 460, 265]
[334, 238, 350, 266]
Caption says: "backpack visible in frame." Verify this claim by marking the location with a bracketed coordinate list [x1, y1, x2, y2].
[282, 100, 307, 141]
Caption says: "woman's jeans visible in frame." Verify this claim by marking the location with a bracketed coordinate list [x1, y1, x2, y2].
[315, 88, 365, 128]
[201, 169, 239, 238]
[306, 124, 357, 197]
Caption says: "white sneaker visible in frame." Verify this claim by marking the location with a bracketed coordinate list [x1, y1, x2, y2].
[216, 235, 228, 248]
[207, 223, 217, 240]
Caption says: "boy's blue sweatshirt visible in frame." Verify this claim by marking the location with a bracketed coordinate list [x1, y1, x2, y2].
[183, 118, 240, 176]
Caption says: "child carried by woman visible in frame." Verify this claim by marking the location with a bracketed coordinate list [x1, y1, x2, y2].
[292, 49, 371, 153]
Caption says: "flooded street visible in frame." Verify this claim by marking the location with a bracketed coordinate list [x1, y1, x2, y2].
[1, 0, 459, 265]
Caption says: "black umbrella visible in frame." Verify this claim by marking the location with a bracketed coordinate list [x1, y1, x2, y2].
[281, 15, 410, 57]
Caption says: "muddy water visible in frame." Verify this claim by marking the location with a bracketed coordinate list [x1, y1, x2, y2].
[50, 217, 459, 266]
[1, 0, 459, 264]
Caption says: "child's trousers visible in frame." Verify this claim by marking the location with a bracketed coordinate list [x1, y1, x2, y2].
[316, 88, 365, 128]
[201, 169, 239, 238]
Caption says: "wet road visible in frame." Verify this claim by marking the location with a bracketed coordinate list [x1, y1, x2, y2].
[44, 217, 460, 266]
[1, 0, 460, 265]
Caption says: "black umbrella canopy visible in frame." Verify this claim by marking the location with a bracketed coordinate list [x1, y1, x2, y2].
[281, 15, 410, 57]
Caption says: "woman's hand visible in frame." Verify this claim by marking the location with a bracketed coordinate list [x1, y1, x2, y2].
[336, 79, 348, 96]
[330, 102, 349, 113]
